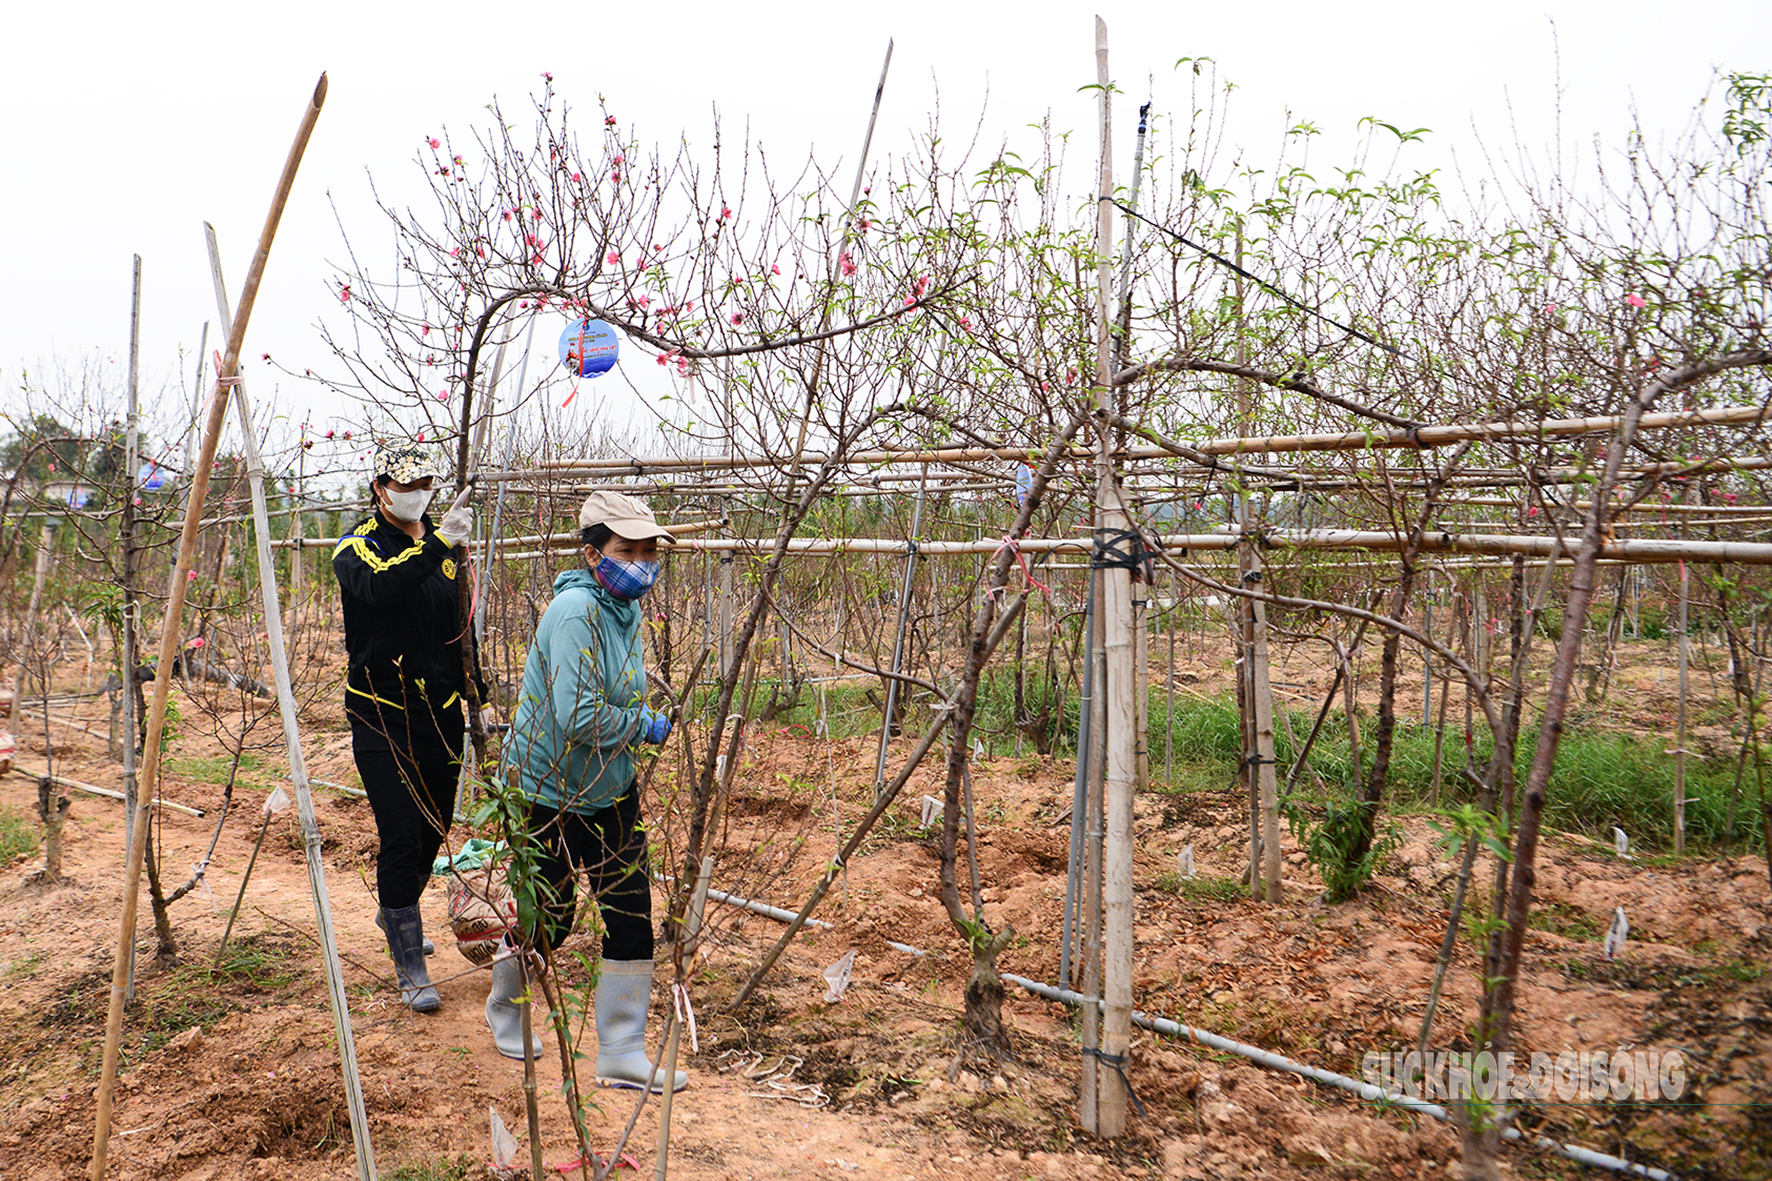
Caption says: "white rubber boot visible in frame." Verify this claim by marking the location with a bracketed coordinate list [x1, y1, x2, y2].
[484, 941, 545, 1061]
[594, 960, 687, 1092]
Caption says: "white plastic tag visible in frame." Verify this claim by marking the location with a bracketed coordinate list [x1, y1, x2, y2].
[1612, 827, 1632, 860]
[1604, 907, 1629, 960]
[822, 949, 857, 1003]
[264, 786, 292, 815]
[489, 1106, 520, 1171]
[1178, 845, 1196, 880]
[920, 795, 942, 829]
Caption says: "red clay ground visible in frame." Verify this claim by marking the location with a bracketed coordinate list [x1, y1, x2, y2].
[0, 633, 1768, 1181]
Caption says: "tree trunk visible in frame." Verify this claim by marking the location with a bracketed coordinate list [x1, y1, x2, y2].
[35, 777, 67, 883]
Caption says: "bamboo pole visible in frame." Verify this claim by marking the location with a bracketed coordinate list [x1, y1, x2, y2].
[1208, 528, 1772, 566]
[487, 403, 1772, 480]
[288, 472, 305, 610]
[457, 528, 1772, 571]
[1191, 402, 1772, 456]
[873, 465, 928, 797]
[91, 74, 327, 1181]
[206, 215, 376, 1180]
[1092, 16, 1135, 1137]
[1078, 558, 1107, 1130]
[1059, 568, 1096, 989]
[9, 764, 203, 817]
[122, 255, 141, 915]
[1133, 592, 1149, 797]
[1675, 520, 1691, 857]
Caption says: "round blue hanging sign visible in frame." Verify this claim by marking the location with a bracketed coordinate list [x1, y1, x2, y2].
[138, 460, 169, 492]
[558, 318, 620, 379]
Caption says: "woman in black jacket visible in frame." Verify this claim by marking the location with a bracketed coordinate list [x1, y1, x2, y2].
[332, 444, 474, 1011]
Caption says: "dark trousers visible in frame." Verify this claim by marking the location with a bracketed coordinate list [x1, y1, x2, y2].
[351, 698, 465, 910]
[527, 786, 653, 961]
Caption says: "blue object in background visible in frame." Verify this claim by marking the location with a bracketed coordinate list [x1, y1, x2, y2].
[558, 318, 620, 379]
[138, 461, 169, 492]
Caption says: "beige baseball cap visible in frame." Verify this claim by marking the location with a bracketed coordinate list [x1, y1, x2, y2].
[578, 489, 672, 541]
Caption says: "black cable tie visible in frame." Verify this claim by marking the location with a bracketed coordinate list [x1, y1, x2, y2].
[1092, 527, 1154, 580]
[1082, 1047, 1148, 1118]
[1241, 569, 1263, 585]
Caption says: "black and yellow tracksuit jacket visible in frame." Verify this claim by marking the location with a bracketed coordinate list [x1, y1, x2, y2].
[332, 510, 481, 722]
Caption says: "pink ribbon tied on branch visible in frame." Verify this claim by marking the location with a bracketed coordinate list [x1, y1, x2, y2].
[988, 534, 1049, 598]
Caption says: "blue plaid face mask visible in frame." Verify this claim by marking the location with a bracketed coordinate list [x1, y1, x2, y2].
[592, 554, 660, 600]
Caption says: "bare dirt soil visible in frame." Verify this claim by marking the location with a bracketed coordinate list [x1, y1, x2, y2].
[0, 632, 1768, 1181]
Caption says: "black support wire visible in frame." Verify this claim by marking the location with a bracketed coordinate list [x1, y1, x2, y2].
[1111, 198, 1409, 360]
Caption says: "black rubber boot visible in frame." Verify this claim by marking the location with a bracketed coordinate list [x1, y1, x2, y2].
[376, 907, 435, 955]
[382, 903, 441, 1012]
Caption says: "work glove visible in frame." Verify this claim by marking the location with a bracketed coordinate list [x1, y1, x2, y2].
[438, 485, 475, 547]
[638, 706, 673, 745]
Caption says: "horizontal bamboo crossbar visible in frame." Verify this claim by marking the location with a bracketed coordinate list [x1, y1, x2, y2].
[471, 405, 1771, 482]
[1191, 404, 1772, 456]
[512, 528, 1772, 565]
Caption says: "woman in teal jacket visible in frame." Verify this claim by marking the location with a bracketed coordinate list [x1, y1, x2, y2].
[487, 490, 686, 1093]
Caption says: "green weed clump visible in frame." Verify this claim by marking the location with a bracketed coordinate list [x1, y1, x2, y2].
[1145, 692, 1761, 855]
[387, 1159, 472, 1181]
[165, 752, 266, 788]
[0, 806, 37, 865]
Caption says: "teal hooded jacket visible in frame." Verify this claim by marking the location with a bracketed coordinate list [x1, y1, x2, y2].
[506, 567, 648, 814]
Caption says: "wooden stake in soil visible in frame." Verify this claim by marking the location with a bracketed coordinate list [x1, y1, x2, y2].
[206, 217, 376, 1181]
[90, 74, 328, 1181]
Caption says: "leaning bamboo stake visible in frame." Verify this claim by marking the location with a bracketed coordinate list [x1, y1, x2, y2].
[207, 215, 376, 1180]
[91, 73, 327, 1181]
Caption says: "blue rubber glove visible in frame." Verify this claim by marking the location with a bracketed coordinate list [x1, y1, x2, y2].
[638, 707, 673, 745]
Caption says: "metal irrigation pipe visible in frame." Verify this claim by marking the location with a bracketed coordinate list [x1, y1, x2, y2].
[1005, 975, 1675, 1181]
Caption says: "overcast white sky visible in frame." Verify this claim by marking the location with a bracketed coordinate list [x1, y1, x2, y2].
[1, 0, 1765, 457]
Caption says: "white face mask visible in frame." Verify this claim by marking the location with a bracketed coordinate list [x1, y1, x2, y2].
[379, 486, 435, 523]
